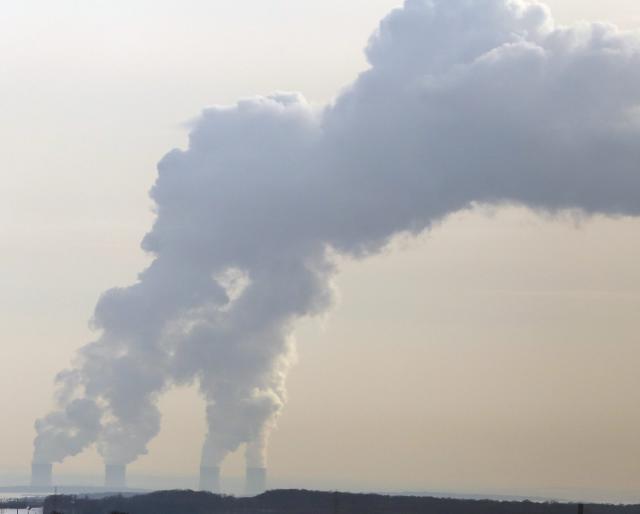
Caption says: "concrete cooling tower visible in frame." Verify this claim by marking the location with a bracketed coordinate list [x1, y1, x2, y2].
[31, 462, 52, 488]
[104, 464, 127, 489]
[245, 467, 267, 495]
[199, 466, 221, 493]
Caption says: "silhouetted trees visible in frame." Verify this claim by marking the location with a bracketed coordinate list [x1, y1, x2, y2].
[0, 497, 44, 511]
[40, 490, 640, 514]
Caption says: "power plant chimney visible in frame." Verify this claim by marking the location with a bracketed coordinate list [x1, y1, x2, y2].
[104, 464, 127, 490]
[245, 467, 266, 496]
[31, 462, 52, 488]
[199, 466, 221, 493]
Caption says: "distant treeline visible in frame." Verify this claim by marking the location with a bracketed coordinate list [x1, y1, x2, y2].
[42, 489, 640, 514]
[0, 497, 44, 510]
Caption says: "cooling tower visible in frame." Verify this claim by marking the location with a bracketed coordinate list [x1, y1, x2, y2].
[245, 467, 267, 495]
[31, 462, 52, 488]
[199, 466, 221, 492]
[104, 464, 127, 489]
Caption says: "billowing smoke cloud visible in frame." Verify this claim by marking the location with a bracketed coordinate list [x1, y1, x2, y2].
[34, 0, 640, 472]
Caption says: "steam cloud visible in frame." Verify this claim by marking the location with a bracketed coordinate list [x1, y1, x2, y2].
[34, 0, 640, 474]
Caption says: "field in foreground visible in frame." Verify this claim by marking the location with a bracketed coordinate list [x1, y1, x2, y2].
[36, 489, 640, 514]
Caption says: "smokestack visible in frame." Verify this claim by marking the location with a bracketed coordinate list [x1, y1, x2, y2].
[31, 462, 52, 488]
[245, 467, 266, 496]
[199, 466, 221, 493]
[104, 464, 127, 490]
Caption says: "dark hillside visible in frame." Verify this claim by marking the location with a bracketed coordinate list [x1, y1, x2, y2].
[42, 489, 640, 514]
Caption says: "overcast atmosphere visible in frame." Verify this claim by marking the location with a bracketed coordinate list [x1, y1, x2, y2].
[2, 0, 640, 504]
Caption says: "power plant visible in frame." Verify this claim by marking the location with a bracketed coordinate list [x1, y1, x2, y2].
[29, 461, 266, 494]
[197, 465, 267, 495]
[29, 461, 129, 491]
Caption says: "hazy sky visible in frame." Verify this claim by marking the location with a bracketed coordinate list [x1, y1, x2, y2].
[1, 0, 640, 502]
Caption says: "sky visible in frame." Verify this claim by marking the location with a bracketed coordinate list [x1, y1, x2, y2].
[1, 0, 640, 503]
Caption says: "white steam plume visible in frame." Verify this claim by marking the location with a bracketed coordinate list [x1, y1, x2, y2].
[34, 0, 640, 472]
